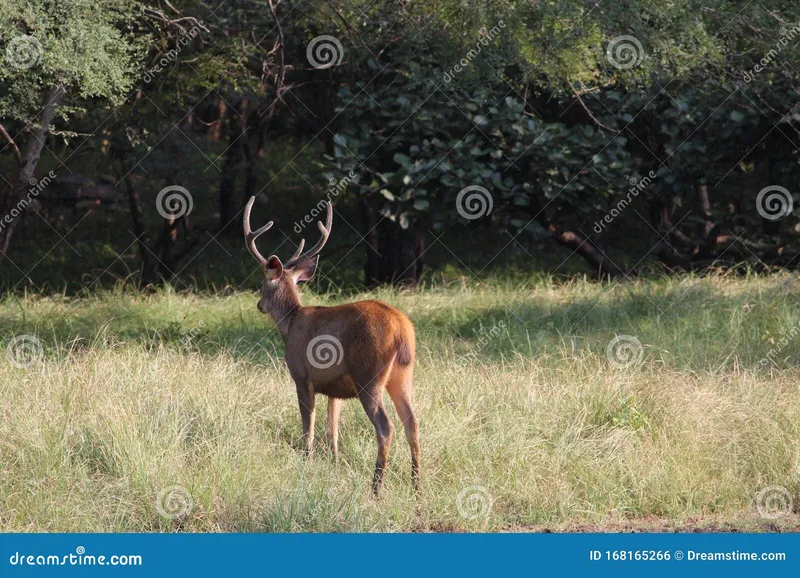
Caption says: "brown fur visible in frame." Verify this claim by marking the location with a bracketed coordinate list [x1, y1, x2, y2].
[397, 339, 413, 366]
[246, 200, 420, 496]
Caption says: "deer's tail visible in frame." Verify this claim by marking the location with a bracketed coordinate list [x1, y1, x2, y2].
[395, 318, 416, 367]
[397, 338, 413, 366]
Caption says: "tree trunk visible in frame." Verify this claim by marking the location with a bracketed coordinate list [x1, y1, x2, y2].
[762, 155, 780, 236]
[0, 85, 64, 266]
[218, 97, 246, 236]
[125, 176, 197, 287]
[524, 198, 625, 278]
[361, 196, 380, 285]
[209, 98, 226, 141]
[243, 122, 264, 208]
[361, 200, 424, 286]
[698, 184, 714, 239]
[158, 216, 179, 278]
[549, 226, 625, 278]
[124, 176, 158, 286]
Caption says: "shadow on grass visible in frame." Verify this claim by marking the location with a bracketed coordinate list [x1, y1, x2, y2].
[1, 278, 797, 372]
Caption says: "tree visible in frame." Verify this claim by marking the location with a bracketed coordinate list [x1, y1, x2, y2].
[330, 0, 800, 280]
[0, 0, 144, 265]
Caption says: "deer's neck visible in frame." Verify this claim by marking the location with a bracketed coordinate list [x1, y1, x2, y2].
[271, 305, 301, 340]
[267, 291, 302, 341]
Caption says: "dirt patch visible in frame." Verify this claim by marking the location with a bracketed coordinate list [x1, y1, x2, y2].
[421, 514, 800, 533]
[508, 514, 800, 533]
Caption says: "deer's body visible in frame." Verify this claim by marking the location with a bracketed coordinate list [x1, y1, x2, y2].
[244, 198, 420, 495]
[282, 300, 415, 398]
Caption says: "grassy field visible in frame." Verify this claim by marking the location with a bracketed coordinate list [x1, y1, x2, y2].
[2, 272, 800, 532]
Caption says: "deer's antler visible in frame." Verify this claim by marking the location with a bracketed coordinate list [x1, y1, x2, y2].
[243, 196, 273, 267]
[284, 201, 332, 269]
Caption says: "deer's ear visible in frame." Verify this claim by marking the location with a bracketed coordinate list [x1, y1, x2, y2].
[265, 255, 283, 279]
[289, 256, 318, 283]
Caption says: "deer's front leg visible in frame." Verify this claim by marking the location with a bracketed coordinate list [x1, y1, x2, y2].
[326, 397, 342, 458]
[295, 379, 316, 457]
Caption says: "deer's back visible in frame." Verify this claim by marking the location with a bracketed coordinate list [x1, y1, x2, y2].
[287, 300, 415, 387]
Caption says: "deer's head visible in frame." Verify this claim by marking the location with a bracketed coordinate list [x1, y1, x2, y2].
[243, 197, 332, 320]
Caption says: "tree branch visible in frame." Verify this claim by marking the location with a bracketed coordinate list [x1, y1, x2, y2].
[0, 123, 22, 163]
[568, 80, 617, 133]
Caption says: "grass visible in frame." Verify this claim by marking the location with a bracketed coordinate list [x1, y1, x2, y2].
[2, 272, 800, 532]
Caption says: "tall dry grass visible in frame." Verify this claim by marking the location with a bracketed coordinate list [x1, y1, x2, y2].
[2, 272, 800, 531]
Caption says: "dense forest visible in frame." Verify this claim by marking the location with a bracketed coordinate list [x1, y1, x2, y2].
[1, 0, 800, 291]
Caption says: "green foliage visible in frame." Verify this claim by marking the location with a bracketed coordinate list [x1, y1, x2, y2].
[323, 0, 800, 259]
[0, 0, 145, 127]
[4, 0, 800, 286]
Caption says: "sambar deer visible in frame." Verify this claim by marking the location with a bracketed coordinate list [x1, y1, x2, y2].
[243, 196, 420, 496]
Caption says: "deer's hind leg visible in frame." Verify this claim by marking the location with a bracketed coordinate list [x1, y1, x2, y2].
[352, 364, 394, 496]
[386, 363, 420, 494]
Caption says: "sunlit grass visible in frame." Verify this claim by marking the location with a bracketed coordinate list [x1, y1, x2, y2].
[2, 272, 800, 531]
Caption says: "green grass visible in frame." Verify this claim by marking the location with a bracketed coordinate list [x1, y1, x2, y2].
[2, 272, 800, 532]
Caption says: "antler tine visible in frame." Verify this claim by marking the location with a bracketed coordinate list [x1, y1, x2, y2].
[243, 196, 272, 267]
[289, 238, 305, 262]
[285, 201, 333, 269]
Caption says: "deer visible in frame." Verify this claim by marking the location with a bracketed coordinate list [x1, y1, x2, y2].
[243, 196, 420, 496]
